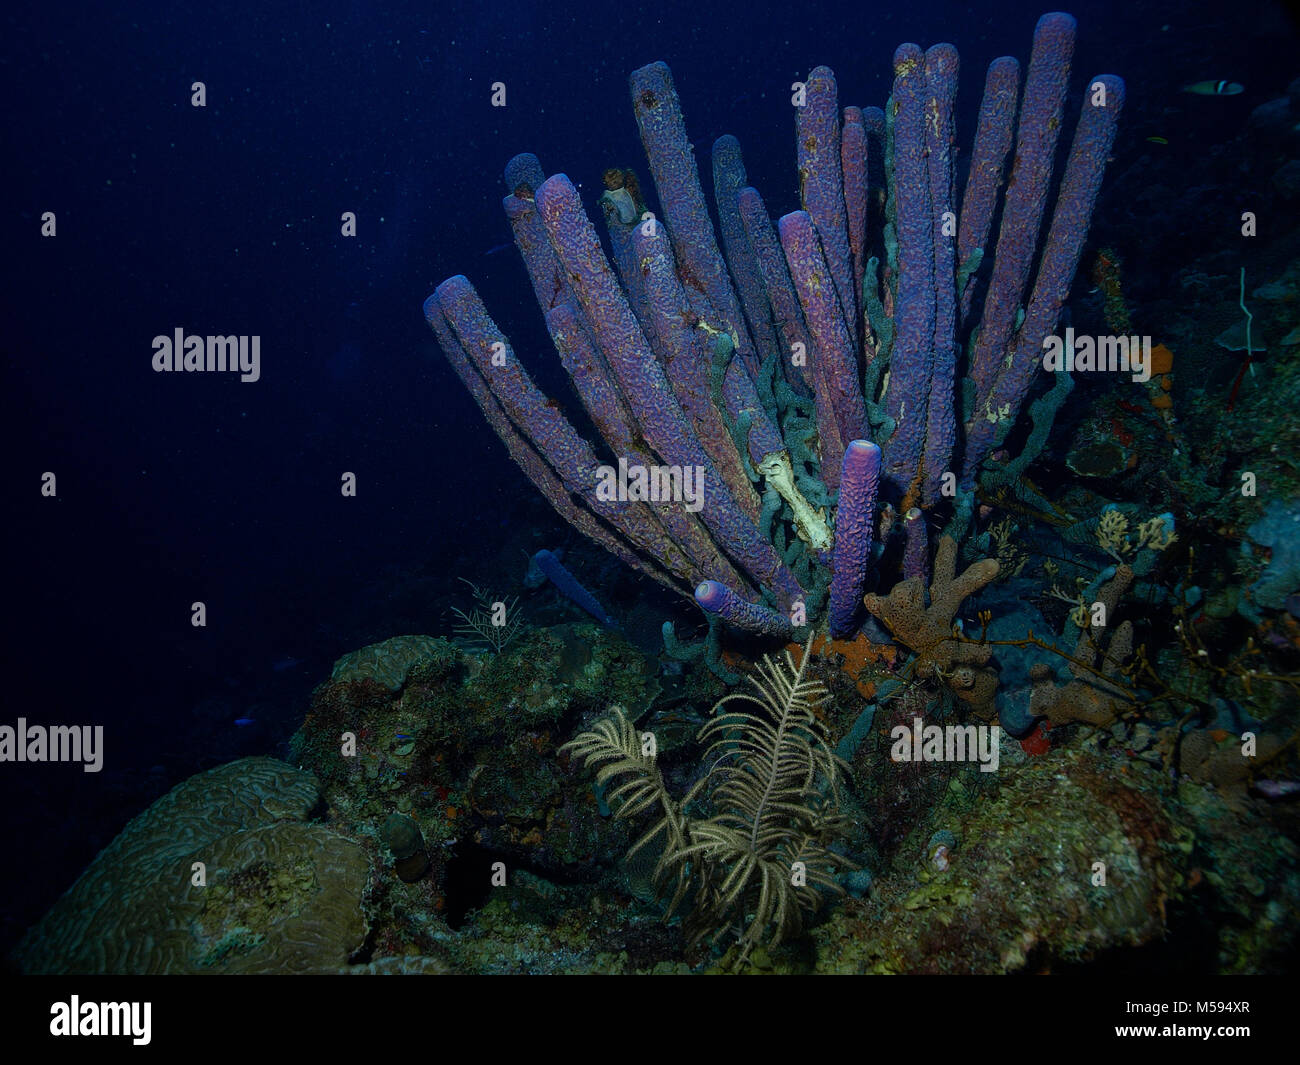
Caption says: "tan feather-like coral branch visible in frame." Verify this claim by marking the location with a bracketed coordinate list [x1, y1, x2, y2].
[560, 636, 853, 965]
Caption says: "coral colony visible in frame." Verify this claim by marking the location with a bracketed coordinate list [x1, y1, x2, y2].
[424, 11, 1122, 662]
[17, 9, 1300, 980]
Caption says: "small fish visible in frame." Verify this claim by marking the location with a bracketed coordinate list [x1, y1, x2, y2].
[1146, 136, 1169, 145]
[1252, 780, 1300, 801]
[1182, 80, 1243, 96]
[233, 717, 257, 728]
[271, 655, 302, 672]
[484, 242, 512, 256]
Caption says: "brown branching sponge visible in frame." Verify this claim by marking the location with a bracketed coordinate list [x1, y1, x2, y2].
[560, 637, 852, 966]
[862, 536, 1000, 713]
[1029, 564, 1137, 727]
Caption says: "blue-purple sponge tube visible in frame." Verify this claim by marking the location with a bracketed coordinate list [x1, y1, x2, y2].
[828, 440, 882, 637]
[694, 580, 794, 639]
[531, 549, 616, 628]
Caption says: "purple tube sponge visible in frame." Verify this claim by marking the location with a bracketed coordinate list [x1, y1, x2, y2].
[841, 106, 870, 309]
[534, 173, 804, 609]
[828, 441, 882, 638]
[738, 186, 813, 394]
[713, 135, 782, 371]
[1012, 75, 1126, 375]
[504, 153, 546, 194]
[503, 189, 571, 317]
[631, 223, 760, 517]
[966, 12, 1075, 408]
[920, 43, 960, 507]
[423, 292, 684, 596]
[963, 71, 1125, 486]
[797, 67, 856, 348]
[433, 280, 693, 582]
[880, 43, 935, 504]
[543, 302, 754, 593]
[633, 218, 786, 473]
[695, 580, 794, 640]
[957, 58, 1020, 324]
[778, 210, 866, 474]
[630, 62, 761, 380]
[426, 16, 1122, 645]
[532, 549, 616, 627]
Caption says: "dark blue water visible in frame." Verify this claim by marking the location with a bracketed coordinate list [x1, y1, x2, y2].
[3, 0, 1297, 956]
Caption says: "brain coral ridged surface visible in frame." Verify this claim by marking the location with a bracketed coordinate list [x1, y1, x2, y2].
[13, 757, 371, 974]
[329, 634, 452, 690]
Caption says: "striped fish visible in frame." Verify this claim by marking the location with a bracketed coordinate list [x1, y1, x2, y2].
[1182, 80, 1243, 95]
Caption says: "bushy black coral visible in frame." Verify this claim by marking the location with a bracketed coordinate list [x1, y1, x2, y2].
[561, 637, 852, 963]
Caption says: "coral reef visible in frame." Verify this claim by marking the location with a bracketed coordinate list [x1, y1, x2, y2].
[13, 759, 371, 974]
[292, 624, 659, 880]
[15, 606, 1296, 975]
[816, 747, 1193, 974]
[16, 14, 1300, 983]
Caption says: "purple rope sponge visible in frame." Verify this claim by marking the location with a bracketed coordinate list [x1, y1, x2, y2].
[532, 550, 616, 628]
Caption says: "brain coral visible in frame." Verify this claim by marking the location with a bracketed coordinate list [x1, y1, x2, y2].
[13, 757, 372, 974]
[329, 634, 454, 690]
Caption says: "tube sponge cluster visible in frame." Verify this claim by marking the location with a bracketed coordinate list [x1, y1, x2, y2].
[425, 12, 1122, 639]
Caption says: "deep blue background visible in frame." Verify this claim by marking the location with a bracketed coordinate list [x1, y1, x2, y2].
[3, 0, 1297, 953]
